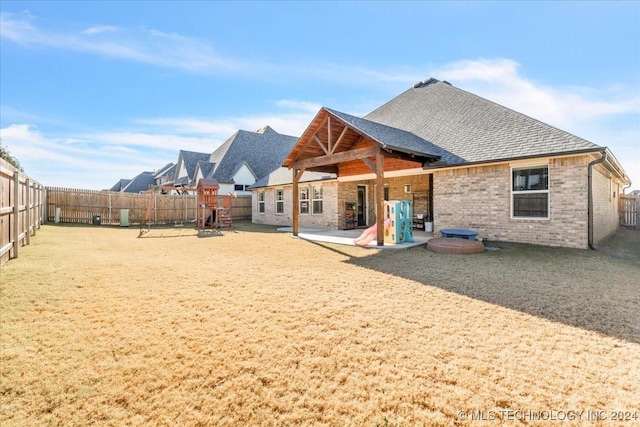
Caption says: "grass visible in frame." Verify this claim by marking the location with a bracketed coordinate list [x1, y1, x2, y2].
[1, 222, 639, 425]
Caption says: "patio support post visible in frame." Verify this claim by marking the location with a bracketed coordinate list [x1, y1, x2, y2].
[375, 152, 384, 246]
[292, 168, 299, 236]
[292, 167, 305, 236]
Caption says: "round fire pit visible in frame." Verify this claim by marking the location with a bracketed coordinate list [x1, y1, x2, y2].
[426, 237, 485, 254]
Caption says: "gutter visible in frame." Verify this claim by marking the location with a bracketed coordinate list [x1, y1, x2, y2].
[588, 149, 607, 250]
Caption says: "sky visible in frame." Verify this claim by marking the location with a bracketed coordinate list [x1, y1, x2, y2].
[1, 1, 639, 191]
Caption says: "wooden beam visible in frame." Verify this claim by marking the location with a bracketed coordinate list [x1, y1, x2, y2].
[292, 146, 380, 170]
[313, 135, 329, 155]
[327, 116, 332, 153]
[361, 157, 376, 174]
[331, 126, 349, 154]
[375, 153, 385, 246]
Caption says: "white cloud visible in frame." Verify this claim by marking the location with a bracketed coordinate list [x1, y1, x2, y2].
[0, 12, 238, 74]
[433, 58, 640, 189]
[3, 56, 638, 189]
[436, 59, 640, 132]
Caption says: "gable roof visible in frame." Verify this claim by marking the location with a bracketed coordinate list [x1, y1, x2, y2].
[109, 178, 131, 192]
[195, 160, 215, 179]
[175, 150, 210, 183]
[365, 78, 601, 165]
[324, 108, 446, 160]
[209, 126, 298, 183]
[122, 171, 156, 193]
[154, 163, 175, 180]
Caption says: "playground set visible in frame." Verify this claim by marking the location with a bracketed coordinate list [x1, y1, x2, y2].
[138, 178, 236, 237]
[354, 200, 414, 246]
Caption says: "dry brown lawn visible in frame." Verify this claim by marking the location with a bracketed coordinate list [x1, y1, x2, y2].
[1, 223, 639, 426]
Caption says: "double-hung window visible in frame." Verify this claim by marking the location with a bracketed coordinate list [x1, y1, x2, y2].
[512, 166, 549, 218]
[299, 188, 310, 214]
[312, 186, 323, 214]
[258, 191, 265, 214]
[276, 189, 284, 214]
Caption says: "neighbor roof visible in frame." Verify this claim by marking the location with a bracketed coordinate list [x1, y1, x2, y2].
[175, 150, 211, 183]
[209, 126, 298, 182]
[109, 178, 131, 192]
[122, 171, 156, 193]
[365, 78, 601, 165]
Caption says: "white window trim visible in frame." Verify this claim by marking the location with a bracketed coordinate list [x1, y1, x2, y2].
[312, 186, 323, 215]
[258, 191, 265, 215]
[275, 189, 284, 215]
[299, 187, 310, 215]
[511, 165, 550, 220]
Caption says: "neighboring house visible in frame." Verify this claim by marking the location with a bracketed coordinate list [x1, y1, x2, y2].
[108, 163, 175, 193]
[121, 171, 157, 193]
[153, 163, 176, 187]
[108, 179, 131, 192]
[170, 150, 211, 193]
[193, 126, 298, 195]
[252, 78, 631, 249]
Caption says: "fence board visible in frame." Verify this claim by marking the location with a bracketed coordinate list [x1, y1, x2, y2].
[45, 187, 252, 226]
[0, 158, 45, 266]
[620, 195, 639, 229]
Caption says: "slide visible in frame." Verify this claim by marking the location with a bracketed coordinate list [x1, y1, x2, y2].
[353, 218, 391, 247]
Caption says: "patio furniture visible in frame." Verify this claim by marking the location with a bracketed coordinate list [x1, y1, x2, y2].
[440, 228, 478, 240]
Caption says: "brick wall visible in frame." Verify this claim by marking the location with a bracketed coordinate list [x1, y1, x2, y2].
[337, 175, 430, 228]
[252, 181, 339, 229]
[433, 156, 591, 248]
[592, 163, 622, 243]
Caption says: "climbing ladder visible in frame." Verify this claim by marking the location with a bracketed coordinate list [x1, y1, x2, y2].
[216, 194, 233, 228]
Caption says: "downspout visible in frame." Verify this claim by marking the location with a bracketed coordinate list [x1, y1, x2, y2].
[588, 150, 607, 250]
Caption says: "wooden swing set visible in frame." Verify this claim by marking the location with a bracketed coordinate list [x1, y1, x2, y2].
[138, 179, 235, 237]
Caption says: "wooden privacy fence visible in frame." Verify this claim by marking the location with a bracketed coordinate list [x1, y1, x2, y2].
[46, 187, 252, 226]
[620, 195, 639, 229]
[0, 158, 46, 267]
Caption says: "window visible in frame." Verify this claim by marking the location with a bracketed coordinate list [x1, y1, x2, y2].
[258, 191, 265, 214]
[312, 186, 323, 214]
[299, 188, 309, 214]
[512, 166, 549, 218]
[276, 189, 284, 214]
[234, 184, 244, 191]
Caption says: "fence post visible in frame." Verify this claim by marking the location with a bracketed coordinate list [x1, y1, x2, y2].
[25, 178, 31, 245]
[12, 171, 19, 259]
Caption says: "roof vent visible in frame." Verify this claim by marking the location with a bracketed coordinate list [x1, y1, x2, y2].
[256, 125, 272, 134]
[413, 78, 440, 88]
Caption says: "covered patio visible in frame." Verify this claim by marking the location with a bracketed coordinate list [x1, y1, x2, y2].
[277, 226, 434, 249]
[282, 107, 442, 246]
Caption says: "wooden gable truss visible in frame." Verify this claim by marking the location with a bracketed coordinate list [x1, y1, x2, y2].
[284, 108, 435, 246]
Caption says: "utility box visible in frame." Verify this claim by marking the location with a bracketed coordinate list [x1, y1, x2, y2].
[119, 209, 129, 227]
[92, 214, 101, 226]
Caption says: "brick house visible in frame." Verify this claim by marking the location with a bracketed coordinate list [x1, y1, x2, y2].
[251, 78, 631, 249]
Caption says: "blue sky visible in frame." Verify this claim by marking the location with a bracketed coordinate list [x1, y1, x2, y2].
[1, 1, 639, 190]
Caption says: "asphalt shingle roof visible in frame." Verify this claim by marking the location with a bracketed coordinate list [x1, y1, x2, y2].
[122, 171, 156, 193]
[109, 179, 131, 192]
[209, 126, 298, 183]
[364, 79, 600, 165]
[176, 150, 211, 182]
[325, 108, 445, 160]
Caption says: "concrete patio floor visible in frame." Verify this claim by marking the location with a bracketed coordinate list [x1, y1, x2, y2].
[277, 226, 434, 249]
